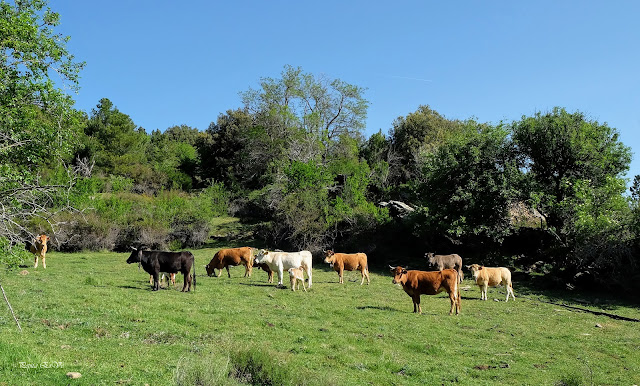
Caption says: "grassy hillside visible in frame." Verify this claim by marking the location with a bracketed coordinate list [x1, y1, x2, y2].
[0, 248, 638, 385]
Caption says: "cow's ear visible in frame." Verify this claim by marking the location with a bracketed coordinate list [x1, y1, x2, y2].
[402, 269, 408, 274]
[478, 266, 483, 270]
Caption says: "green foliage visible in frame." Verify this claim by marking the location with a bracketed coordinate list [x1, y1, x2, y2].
[0, 0, 85, 245]
[512, 107, 631, 237]
[389, 105, 465, 183]
[417, 122, 518, 241]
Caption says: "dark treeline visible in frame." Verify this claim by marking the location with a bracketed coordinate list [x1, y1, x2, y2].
[2, 1, 639, 292]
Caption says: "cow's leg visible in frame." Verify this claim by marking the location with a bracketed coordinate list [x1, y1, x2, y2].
[507, 283, 515, 301]
[277, 267, 284, 287]
[482, 283, 488, 300]
[152, 273, 160, 291]
[290, 275, 296, 291]
[42, 255, 46, 269]
[359, 267, 366, 285]
[182, 270, 192, 292]
[411, 295, 422, 313]
[339, 268, 344, 284]
[305, 265, 312, 288]
[34, 255, 38, 268]
[301, 277, 307, 292]
[216, 268, 222, 278]
[225, 266, 231, 278]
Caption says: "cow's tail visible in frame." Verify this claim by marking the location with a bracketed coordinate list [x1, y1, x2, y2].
[192, 253, 196, 291]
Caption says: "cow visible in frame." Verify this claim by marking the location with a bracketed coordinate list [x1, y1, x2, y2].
[255, 262, 274, 283]
[126, 248, 195, 292]
[26, 234, 50, 269]
[425, 252, 464, 283]
[254, 249, 313, 288]
[288, 267, 307, 292]
[467, 264, 515, 301]
[149, 272, 175, 288]
[205, 247, 254, 278]
[389, 265, 461, 315]
[323, 250, 370, 285]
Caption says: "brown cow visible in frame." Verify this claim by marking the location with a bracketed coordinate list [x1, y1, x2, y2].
[205, 247, 254, 278]
[255, 262, 274, 283]
[425, 252, 463, 283]
[27, 234, 50, 269]
[389, 265, 461, 315]
[467, 264, 515, 301]
[324, 250, 370, 285]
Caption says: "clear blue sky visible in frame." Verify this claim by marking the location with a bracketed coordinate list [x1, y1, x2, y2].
[53, 0, 640, 180]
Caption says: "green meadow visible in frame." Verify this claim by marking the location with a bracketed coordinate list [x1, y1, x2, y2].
[0, 248, 638, 385]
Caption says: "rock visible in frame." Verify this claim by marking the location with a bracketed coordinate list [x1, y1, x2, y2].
[66, 372, 82, 379]
[595, 323, 603, 328]
[19, 270, 29, 275]
[378, 200, 415, 218]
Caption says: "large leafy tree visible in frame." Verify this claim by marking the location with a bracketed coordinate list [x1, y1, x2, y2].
[1, 0, 84, 251]
[389, 105, 464, 184]
[512, 107, 631, 243]
[196, 109, 255, 189]
[417, 122, 519, 242]
[236, 65, 381, 249]
[78, 98, 151, 184]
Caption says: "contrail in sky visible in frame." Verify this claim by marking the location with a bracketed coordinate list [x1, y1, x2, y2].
[389, 75, 433, 82]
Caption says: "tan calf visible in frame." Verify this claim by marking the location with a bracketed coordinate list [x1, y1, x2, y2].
[467, 264, 515, 301]
[28, 234, 50, 269]
[324, 250, 370, 285]
[288, 267, 307, 292]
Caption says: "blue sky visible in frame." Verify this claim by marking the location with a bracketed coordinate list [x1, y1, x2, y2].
[52, 1, 640, 180]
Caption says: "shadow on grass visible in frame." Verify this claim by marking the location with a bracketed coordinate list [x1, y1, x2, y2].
[356, 305, 397, 312]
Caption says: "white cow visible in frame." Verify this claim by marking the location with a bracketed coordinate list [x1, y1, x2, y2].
[254, 249, 313, 288]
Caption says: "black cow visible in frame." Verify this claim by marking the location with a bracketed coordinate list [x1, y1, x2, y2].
[126, 248, 196, 292]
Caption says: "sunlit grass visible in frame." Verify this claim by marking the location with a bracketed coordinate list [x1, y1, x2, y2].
[0, 249, 638, 385]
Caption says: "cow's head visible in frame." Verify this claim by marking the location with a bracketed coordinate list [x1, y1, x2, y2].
[35, 234, 50, 246]
[425, 252, 436, 264]
[126, 247, 142, 264]
[389, 265, 408, 285]
[466, 264, 482, 277]
[254, 249, 269, 264]
[205, 263, 214, 277]
[323, 250, 336, 264]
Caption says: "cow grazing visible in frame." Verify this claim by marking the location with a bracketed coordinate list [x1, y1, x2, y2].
[149, 272, 175, 288]
[425, 252, 464, 283]
[26, 234, 50, 269]
[324, 250, 370, 285]
[127, 248, 195, 292]
[205, 247, 254, 278]
[254, 249, 313, 288]
[255, 262, 274, 283]
[467, 264, 515, 301]
[389, 265, 461, 315]
[288, 267, 307, 292]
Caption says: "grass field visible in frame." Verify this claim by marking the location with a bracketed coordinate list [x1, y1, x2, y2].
[0, 247, 638, 385]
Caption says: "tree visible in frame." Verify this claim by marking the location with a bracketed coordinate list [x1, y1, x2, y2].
[236, 66, 378, 249]
[78, 98, 151, 186]
[389, 105, 464, 184]
[196, 109, 255, 189]
[1, 0, 84, 256]
[417, 122, 519, 242]
[512, 107, 631, 242]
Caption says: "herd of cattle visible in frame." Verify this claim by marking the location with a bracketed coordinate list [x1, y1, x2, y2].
[126, 245, 516, 315]
[27, 234, 516, 315]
